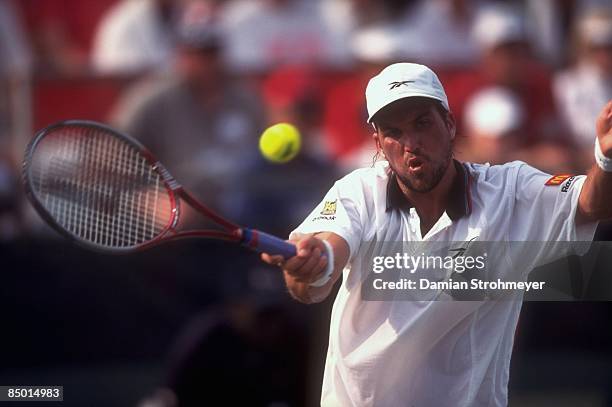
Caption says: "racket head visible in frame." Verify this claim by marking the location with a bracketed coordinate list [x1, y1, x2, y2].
[23, 120, 179, 253]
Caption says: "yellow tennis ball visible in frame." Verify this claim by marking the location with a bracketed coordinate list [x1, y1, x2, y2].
[259, 123, 301, 163]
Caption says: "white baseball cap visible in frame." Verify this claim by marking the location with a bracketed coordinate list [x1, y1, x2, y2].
[365, 63, 449, 123]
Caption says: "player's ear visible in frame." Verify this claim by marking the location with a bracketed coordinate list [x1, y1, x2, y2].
[373, 133, 382, 151]
[371, 123, 382, 150]
[445, 110, 457, 141]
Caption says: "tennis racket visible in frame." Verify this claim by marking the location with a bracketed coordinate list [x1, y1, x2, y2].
[22, 120, 297, 258]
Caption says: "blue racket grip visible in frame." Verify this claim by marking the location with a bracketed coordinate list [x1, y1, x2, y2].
[241, 228, 297, 258]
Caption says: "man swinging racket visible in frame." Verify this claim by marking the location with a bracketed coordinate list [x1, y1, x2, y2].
[262, 62, 612, 406]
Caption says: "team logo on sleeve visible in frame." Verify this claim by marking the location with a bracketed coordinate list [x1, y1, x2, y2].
[320, 200, 337, 216]
[545, 174, 572, 186]
[311, 200, 337, 222]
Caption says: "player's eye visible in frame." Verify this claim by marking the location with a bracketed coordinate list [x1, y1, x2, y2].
[415, 117, 432, 130]
[381, 128, 402, 139]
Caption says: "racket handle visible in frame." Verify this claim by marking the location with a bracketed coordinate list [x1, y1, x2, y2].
[241, 228, 297, 258]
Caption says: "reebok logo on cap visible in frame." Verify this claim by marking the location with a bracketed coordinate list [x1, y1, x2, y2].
[389, 81, 415, 90]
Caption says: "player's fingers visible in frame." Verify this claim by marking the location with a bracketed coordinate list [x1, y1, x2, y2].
[260, 253, 273, 263]
[283, 255, 308, 275]
[598, 101, 612, 122]
[304, 253, 329, 283]
[284, 235, 327, 276]
[292, 247, 325, 282]
[295, 235, 321, 258]
[288, 233, 312, 244]
[261, 253, 285, 267]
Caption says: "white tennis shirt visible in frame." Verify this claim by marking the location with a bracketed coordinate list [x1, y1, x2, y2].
[291, 160, 598, 407]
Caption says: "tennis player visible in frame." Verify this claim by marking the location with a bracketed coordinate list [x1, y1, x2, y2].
[262, 63, 612, 406]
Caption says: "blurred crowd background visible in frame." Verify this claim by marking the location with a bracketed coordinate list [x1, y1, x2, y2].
[0, 0, 611, 406]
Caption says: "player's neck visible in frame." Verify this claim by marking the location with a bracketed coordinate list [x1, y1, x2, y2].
[399, 160, 457, 235]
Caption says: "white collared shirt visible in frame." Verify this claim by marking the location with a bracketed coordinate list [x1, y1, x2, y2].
[291, 160, 597, 407]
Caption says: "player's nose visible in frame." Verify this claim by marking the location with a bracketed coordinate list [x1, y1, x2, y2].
[397, 131, 423, 153]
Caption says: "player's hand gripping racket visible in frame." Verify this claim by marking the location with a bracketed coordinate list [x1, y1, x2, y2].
[22, 120, 297, 257]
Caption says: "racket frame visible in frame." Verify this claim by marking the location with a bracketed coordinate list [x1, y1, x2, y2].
[23, 120, 243, 254]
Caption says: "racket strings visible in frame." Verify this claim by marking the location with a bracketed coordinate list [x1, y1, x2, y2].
[30, 127, 173, 248]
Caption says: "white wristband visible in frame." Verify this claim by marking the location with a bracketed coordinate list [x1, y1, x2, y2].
[309, 240, 335, 287]
[595, 137, 612, 172]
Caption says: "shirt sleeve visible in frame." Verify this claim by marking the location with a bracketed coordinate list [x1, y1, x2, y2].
[506, 163, 598, 273]
[509, 163, 598, 242]
[289, 176, 364, 261]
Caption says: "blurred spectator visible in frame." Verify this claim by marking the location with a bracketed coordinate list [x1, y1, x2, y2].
[0, 1, 31, 81]
[553, 8, 612, 172]
[521, 0, 608, 66]
[0, 0, 31, 238]
[91, 0, 183, 75]
[17, 0, 112, 77]
[0, 0, 32, 151]
[396, 0, 482, 68]
[446, 5, 573, 173]
[524, 0, 561, 65]
[318, 0, 415, 61]
[456, 87, 525, 165]
[220, 0, 352, 73]
[322, 25, 398, 171]
[111, 0, 265, 218]
[319, 0, 401, 33]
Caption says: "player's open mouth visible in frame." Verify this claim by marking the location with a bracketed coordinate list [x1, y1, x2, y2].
[407, 157, 424, 172]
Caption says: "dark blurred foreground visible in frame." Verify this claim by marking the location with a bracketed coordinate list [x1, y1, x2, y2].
[1, 237, 612, 406]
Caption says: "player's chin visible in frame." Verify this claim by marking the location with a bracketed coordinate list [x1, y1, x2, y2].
[403, 173, 436, 193]
[411, 181, 434, 193]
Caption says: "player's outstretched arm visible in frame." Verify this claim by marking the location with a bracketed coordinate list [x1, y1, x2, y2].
[578, 100, 612, 224]
[261, 232, 349, 304]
